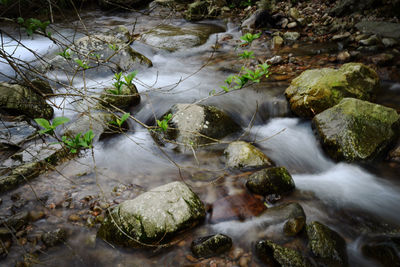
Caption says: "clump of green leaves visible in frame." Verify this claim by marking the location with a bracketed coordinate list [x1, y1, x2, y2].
[61, 130, 94, 154]
[58, 48, 72, 60]
[240, 32, 261, 46]
[75, 59, 90, 70]
[219, 63, 270, 92]
[17, 17, 51, 37]
[157, 113, 172, 132]
[239, 50, 255, 59]
[108, 43, 119, 51]
[107, 71, 137, 95]
[35, 117, 70, 135]
[109, 113, 130, 128]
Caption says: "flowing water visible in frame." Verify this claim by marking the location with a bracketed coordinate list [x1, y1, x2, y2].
[1, 7, 400, 266]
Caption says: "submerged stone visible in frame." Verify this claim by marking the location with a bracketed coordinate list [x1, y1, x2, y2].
[256, 240, 312, 267]
[0, 82, 53, 119]
[312, 98, 400, 161]
[42, 228, 67, 247]
[246, 167, 295, 196]
[306, 221, 348, 266]
[285, 63, 379, 118]
[191, 233, 232, 258]
[97, 181, 205, 247]
[224, 141, 274, 169]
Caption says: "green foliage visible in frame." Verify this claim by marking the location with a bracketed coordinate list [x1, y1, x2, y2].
[75, 59, 90, 70]
[240, 32, 261, 46]
[58, 48, 72, 60]
[35, 117, 70, 135]
[156, 113, 172, 132]
[219, 63, 270, 92]
[0, 0, 9, 5]
[61, 130, 94, 154]
[239, 0, 253, 7]
[108, 43, 119, 51]
[107, 71, 137, 95]
[109, 113, 130, 128]
[239, 50, 255, 59]
[17, 17, 50, 37]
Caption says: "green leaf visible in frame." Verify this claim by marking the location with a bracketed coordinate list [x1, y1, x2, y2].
[34, 118, 51, 129]
[120, 113, 130, 125]
[52, 117, 70, 127]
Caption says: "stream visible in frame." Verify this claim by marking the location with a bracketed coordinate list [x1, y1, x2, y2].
[1, 6, 400, 266]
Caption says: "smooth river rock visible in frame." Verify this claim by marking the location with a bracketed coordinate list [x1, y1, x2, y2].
[155, 103, 240, 148]
[313, 98, 400, 162]
[141, 24, 224, 52]
[246, 167, 295, 196]
[97, 181, 205, 247]
[224, 141, 274, 169]
[191, 233, 232, 258]
[285, 63, 379, 118]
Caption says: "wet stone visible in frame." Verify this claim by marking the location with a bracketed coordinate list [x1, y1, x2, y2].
[224, 141, 274, 170]
[246, 167, 295, 196]
[306, 221, 348, 266]
[256, 240, 312, 267]
[41, 228, 67, 247]
[191, 233, 232, 258]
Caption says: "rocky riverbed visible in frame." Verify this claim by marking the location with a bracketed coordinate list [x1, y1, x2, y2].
[0, 0, 400, 266]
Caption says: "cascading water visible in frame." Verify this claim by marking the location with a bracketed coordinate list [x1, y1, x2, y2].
[0, 8, 399, 266]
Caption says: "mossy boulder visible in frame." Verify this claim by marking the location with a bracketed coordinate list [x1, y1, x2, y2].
[312, 98, 400, 162]
[155, 104, 240, 148]
[191, 233, 232, 258]
[141, 24, 224, 52]
[246, 167, 295, 196]
[0, 82, 53, 119]
[99, 84, 140, 110]
[224, 141, 274, 169]
[306, 221, 348, 266]
[97, 181, 205, 247]
[285, 63, 379, 118]
[256, 240, 312, 267]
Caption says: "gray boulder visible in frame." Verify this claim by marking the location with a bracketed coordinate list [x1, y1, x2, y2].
[155, 104, 240, 148]
[42, 34, 152, 76]
[97, 181, 205, 247]
[306, 221, 348, 266]
[312, 98, 400, 162]
[224, 141, 274, 169]
[0, 82, 53, 119]
[141, 24, 224, 52]
[285, 63, 380, 118]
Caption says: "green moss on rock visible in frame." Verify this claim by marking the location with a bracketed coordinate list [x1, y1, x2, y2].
[191, 233, 232, 258]
[246, 167, 295, 196]
[256, 240, 312, 267]
[312, 98, 400, 161]
[224, 141, 274, 169]
[285, 63, 379, 118]
[306, 221, 348, 266]
[97, 182, 206, 247]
